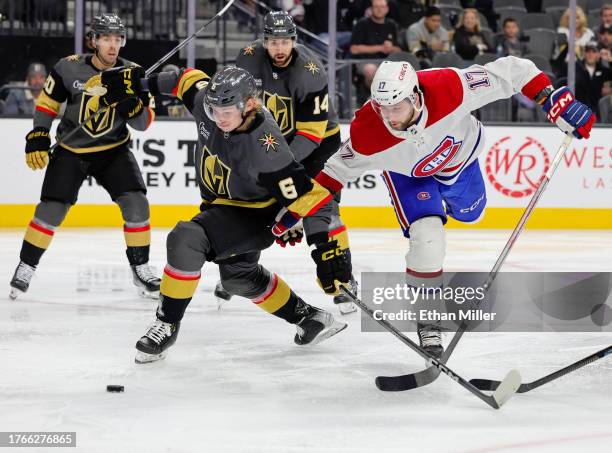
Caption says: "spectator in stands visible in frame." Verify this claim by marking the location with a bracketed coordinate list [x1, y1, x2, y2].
[599, 80, 612, 122]
[598, 4, 612, 31]
[345, 0, 402, 28]
[575, 41, 612, 117]
[495, 18, 528, 58]
[558, 7, 595, 60]
[393, 0, 425, 30]
[597, 24, 612, 68]
[3, 63, 47, 116]
[350, 0, 402, 90]
[453, 8, 494, 61]
[406, 6, 449, 58]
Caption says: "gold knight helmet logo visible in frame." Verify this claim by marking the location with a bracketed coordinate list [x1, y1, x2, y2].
[263, 91, 294, 136]
[201, 146, 231, 197]
[79, 93, 115, 137]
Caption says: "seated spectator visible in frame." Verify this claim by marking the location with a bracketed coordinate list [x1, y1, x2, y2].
[406, 6, 449, 59]
[597, 24, 612, 68]
[595, 4, 612, 35]
[453, 8, 494, 61]
[495, 18, 528, 57]
[558, 7, 595, 60]
[575, 41, 612, 117]
[3, 63, 47, 116]
[350, 0, 402, 90]
[346, 0, 402, 28]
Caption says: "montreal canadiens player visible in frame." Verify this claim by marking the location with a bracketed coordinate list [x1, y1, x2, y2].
[315, 57, 595, 357]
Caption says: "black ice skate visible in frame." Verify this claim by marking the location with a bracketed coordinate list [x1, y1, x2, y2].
[214, 280, 232, 310]
[417, 323, 444, 359]
[131, 264, 161, 299]
[333, 276, 359, 315]
[9, 261, 36, 300]
[294, 302, 347, 345]
[135, 320, 180, 363]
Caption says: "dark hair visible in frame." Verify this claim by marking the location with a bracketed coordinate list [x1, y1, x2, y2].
[425, 6, 441, 18]
[503, 17, 518, 27]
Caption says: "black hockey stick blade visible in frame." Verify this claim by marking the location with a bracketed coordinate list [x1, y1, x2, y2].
[470, 345, 612, 394]
[376, 360, 441, 391]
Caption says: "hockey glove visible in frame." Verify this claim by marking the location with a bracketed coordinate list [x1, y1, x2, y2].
[542, 86, 595, 139]
[100, 65, 145, 107]
[25, 127, 51, 170]
[311, 240, 351, 296]
[271, 208, 301, 238]
[275, 222, 304, 247]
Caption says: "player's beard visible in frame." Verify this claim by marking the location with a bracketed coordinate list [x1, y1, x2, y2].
[272, 52, 292, 67]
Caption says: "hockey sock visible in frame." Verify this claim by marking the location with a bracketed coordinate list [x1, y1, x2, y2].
[124, 221, 151, 265]
[19, 218, 56, 267]
[251, 273, 303, 324]
[328, 224, 350, 251]
[157, 265, 201, 323]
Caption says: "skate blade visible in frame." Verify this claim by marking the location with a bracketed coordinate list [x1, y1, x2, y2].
[9, 287, 23, 300]
[215, 295, 230, 311]
[308, 320, 348, 345]
[135, 350, 166, 364]
[337, 302, 357, 315]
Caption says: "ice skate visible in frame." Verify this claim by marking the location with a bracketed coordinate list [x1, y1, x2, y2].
[135, 320, 180, 363]
[294, 302, 347, 345]
[333, 276, 358, 315]
[9, 261, 36, 300]
[214, 280, 232, 310]
[418, 323, 444, 359]
[131, 263, 160, 299]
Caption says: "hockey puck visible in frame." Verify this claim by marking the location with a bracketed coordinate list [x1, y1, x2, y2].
[106, 385, 124, 393]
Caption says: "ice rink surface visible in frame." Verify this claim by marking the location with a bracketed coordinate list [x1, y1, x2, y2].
[1, 228, 611, 453]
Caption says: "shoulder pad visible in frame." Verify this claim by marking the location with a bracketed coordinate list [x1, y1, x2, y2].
[350, 102, 403, 156]
[63, 54, 81, 62]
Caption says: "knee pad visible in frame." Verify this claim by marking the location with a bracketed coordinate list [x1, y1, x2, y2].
[406, 216, 446, 273]
[166, 221, 210, 272]
[116, 191, 150, 224]
[34, 200, 70, 227]
[220, 262, 270, 299]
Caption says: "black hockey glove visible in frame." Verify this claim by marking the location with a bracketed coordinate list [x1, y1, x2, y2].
[100, 65, 145, 107]
[25, 127, 51, 170]
[311, 240, 351, 296]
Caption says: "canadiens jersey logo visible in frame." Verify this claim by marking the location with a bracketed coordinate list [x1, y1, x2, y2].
[201, 146, 231, 197]
[412, 136, 463, 177]
[259, 132, 279, 153]
[263, 91, 294, 136]
[79, 93, 116, 137]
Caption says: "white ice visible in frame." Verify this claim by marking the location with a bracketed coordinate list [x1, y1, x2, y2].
[1, 228, 611, 453]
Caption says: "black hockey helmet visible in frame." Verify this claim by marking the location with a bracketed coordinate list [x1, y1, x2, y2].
[204, 66, 258, 119]
[263, 11, 297, 40]
[91, 13, 126, 46]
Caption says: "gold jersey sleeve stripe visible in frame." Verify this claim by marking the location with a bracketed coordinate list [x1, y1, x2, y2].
[296, 120, 328, 140]
[36, 91, 62, 116]
[286, 179, 332, 218]
[173, 69, 209, 101]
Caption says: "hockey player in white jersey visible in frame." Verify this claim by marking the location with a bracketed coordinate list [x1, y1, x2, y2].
[315, 57, 595, 357]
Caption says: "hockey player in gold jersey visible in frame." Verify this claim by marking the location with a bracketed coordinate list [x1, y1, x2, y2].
[9, 13, 160, 300]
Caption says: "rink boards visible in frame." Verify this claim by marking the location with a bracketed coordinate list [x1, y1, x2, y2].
[0, 118, 610, 229]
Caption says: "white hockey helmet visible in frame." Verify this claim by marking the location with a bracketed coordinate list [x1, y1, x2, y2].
[370, 60, 423, 113]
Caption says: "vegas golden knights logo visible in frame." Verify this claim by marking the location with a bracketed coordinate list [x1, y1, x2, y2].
[263, 91, 294, 136]
[201, 146, 231, 197]
[79, 93, 115, 137]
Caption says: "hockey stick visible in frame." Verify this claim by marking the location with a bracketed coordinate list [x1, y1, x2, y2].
[341, 287, 521, 409]
[376, 133, 575, 392]
[470, 344, 612, 393]
[47, 0, 236, 154]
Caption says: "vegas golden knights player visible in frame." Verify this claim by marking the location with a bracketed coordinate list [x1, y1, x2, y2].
[9, 13, 160, 299]
[100, 65, 351, 362]
[217, 10, 357, 314]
